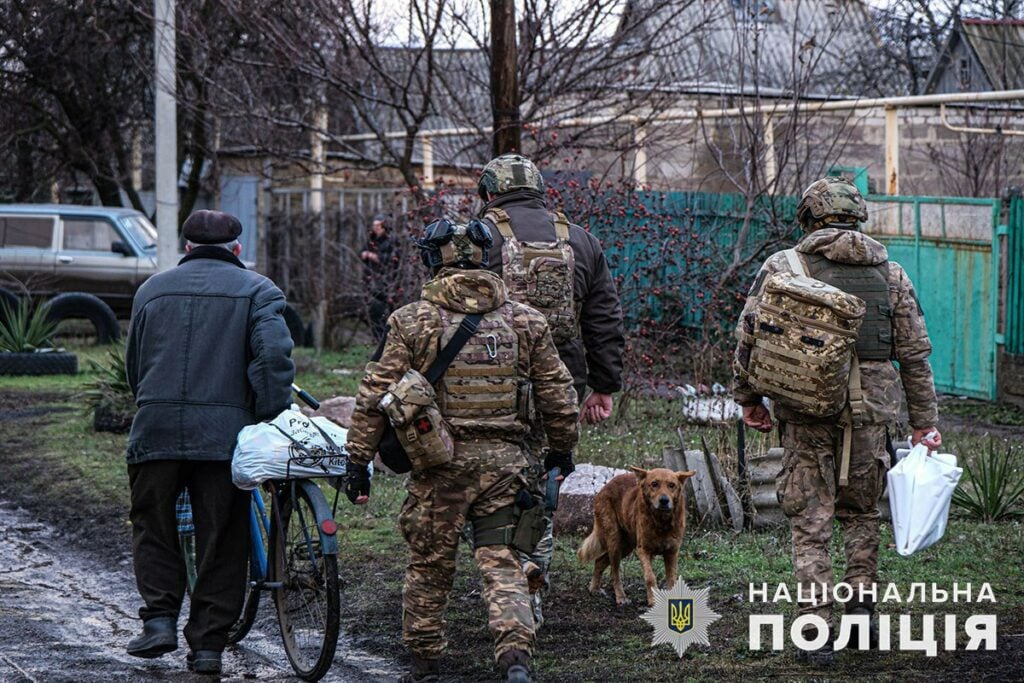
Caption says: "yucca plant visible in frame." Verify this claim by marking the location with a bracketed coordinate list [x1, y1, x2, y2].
[952, 442, 1024, 522]
[83, 342, 135, 432]
[0, 299, 58, 352]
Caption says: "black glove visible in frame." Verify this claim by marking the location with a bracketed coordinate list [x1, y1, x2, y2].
[544, 450, 574, 478]
[345, 462, 371, 504]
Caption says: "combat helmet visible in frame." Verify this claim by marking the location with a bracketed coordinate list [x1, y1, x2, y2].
[417, 218, 493, 272]
[478, 154, 545, 200]
[796, 176, 869, 231]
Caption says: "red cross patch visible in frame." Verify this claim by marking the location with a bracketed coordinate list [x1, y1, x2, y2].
[415, 417, 433, 434]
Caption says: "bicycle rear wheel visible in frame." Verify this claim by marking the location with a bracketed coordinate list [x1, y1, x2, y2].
[272, 482, 340, 681]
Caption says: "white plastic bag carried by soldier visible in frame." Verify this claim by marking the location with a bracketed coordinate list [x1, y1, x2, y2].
[733, 176, 942, 666]
[344, 218, 579, 683]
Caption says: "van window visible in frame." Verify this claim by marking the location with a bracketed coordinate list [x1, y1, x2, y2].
[1, 216, 53, 248]
[63, 218, 121, 252]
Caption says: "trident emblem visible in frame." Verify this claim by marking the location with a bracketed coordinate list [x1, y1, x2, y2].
[669, 599, 693, 634]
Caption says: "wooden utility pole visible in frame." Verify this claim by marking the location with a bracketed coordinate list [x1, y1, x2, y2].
[490, 0, 521, 156]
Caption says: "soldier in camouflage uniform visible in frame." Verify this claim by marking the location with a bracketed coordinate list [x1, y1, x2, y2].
[345, 219, 579, 683]
[733, 177, 942, 665]
[477, 153, 625, 626]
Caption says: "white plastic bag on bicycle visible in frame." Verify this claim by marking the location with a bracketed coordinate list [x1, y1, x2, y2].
[887, 443, 962, 556]
[232, 406, 352, 490]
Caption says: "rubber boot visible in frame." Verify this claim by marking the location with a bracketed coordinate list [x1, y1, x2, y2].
[794, 625, 835, 667]
[498, 649, 533, 683]
[126, 617, 177, 659]
[401, 654, 439, 683]
[186, 650, 223, 675]
[846, 605, 879, 650]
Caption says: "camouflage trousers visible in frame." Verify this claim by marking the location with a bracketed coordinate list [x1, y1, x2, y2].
[777, 422, 890, 627]
[399, 453, 535, 662]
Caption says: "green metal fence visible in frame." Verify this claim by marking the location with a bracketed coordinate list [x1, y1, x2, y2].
[1005, 198, 1024, 356]
[866, 196, 1001, 400]
[568, 188, 1007, 400]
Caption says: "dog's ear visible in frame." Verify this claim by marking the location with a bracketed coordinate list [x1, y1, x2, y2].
[629, 466, 648, 482]
[677, 470, 697, 482]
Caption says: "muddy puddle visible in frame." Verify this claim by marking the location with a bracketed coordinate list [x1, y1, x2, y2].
[0, 501, 401, 682]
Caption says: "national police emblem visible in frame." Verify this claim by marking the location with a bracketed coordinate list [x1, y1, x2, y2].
[641, 579, 721, 656]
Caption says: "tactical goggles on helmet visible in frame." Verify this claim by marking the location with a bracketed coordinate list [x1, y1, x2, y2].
[417, 218, 493, 270]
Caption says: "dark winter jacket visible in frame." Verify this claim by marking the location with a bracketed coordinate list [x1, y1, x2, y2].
[480, 189, 624, 396]
[125, 247, 295, 464]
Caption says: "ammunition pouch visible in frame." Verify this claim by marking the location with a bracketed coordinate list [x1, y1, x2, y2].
[472, 490, 546, 555]
[517, 380, 535, 424]
[379, 369, 454, 472]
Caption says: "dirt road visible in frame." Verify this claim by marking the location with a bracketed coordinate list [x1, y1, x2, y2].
[0, 501, 401, 682]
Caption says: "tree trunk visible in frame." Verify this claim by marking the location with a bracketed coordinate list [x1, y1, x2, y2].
[490, 0, 521, 156]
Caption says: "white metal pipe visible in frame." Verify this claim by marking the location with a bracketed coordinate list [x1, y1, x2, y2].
[421, 136, 435, 189]
[633, 125, 647, 186]
[333, 89, 1024, 143]
[885, 107, 900, 196]
[154, 0, 178, 271]
[763, 113, 776, 188]
[939, 103, 1024, 137]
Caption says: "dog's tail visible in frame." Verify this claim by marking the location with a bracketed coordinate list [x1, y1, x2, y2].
[576, 529, 605, 564]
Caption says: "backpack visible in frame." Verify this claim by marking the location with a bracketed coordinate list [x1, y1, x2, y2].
[744, 250, 866, 418]
[485, 207, 579, 345]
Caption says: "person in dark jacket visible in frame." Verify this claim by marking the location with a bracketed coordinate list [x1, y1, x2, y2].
[476, 153, 625, 627]
[124, 210, 294, 675]
[361, 214, 397, 341]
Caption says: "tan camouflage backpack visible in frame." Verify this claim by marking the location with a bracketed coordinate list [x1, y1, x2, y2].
[436, 303, 532, 440]
[743, 250, 866, 419]
[485, 207, 579, 345]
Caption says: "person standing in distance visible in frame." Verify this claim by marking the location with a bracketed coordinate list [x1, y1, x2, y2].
[124, 210, 294, 675]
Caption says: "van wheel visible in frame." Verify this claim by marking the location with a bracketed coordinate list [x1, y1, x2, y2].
[283, 304, 309, 348]
[44, 293, 121, 345]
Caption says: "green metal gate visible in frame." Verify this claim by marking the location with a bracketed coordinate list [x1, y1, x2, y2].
[865, 196, 1000, 400]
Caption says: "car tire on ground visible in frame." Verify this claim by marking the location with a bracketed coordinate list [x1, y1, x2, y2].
[0, 351, 78, 376]
[44, 292, 121, 345]
[283, 304, 309, 348]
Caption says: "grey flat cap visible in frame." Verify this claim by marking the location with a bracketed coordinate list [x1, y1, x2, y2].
[182, 210, 242, 244]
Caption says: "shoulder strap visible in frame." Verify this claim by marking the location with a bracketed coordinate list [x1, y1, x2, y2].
[552, 211, 570, 241]
[485, 208, 516, 239]
[424, 313, 483, 384]
[783, 249, 807, 277]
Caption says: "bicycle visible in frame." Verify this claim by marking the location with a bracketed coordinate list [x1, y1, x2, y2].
[176, 385, 344, 681]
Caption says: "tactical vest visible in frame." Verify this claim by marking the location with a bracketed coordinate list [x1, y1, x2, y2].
[485, 208, 580, 345]
[435, 303, 531, 441]
[803, 253, 893, 361]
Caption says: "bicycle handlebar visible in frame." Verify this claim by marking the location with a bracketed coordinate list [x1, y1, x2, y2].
[291, 383, 320, 410]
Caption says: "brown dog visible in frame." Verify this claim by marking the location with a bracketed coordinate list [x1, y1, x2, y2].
[577, 466, 696, 606]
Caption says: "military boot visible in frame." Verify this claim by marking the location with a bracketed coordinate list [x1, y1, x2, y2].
[498, 649, 532, 683]
[794, 626, 835, 667]
[126, 617, 177, 659]
[401, 654, 439, 683]
[186, 650, 222, 675]
[845, 605, 879, 650]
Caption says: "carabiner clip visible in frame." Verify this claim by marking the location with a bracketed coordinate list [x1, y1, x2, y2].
[485, 334, 498, 359]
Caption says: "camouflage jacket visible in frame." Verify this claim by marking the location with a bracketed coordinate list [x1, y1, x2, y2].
[347, 268, 579, 467]
[733, 228, 939, 429]
[480, 190, 625, 398]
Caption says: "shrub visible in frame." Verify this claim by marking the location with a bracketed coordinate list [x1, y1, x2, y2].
[952, 442, 1024, 522]
[0, 299, 58, 352]
[83, 343, 135, 433]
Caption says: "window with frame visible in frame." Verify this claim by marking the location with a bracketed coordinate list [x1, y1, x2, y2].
[732, 0, 776, 22]
[958, 57, 972, 88]
[62, 218, 121, 252]
[0, 216, 53, 248]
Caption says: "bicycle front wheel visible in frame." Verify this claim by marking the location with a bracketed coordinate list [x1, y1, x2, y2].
[271, 482, 340, 681]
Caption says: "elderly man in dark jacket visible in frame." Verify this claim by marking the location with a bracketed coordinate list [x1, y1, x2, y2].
[124, 210, 294, 675]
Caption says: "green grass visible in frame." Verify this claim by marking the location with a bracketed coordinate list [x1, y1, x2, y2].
[2, 346, 1023, 680]
[940, 398, 1024, 427]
